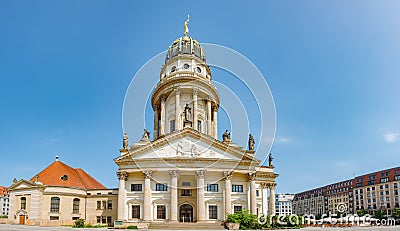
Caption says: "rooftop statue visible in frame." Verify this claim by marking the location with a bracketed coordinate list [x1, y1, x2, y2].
[184, 15, 190, 36]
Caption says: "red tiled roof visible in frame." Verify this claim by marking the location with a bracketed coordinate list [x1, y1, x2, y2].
[29, 160, 106, 190]
[0, 186, 9, 196]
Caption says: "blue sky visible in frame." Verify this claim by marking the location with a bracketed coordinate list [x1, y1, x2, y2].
[1, 1, 400, 193]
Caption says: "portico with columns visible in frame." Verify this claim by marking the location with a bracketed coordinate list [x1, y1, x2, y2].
[114, 20, 278, 225]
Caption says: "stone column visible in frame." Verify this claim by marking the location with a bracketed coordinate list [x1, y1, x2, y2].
[193, 88, 198, 131]
[160, 96, 166, 136]
[169, 170, 180, 222]
[196, 170, 206, 222]
[212, 106, 218, 139]
[153, 106, 159, 140]
[248, 173, 257, 215]
[175, 88, 181, 131]
[117, 171, 128, 220]
[261, 183, 268, 215]
[142, 170, 153, 221]
[223, 171, 232, 217]
[206, 98, 212, 136]
[269, 183, 276, 216]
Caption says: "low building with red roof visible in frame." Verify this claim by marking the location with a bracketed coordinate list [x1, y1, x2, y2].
[7, 157, 118, 226]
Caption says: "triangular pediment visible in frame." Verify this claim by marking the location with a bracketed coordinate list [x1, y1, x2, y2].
[9, 179, 43, 190]
[115, 128, 257, 163]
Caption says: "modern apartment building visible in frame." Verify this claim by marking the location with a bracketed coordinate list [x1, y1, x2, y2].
[0, 186, 10, 216]
[275, 193, 294, 216]
[293, 166, 399, 216]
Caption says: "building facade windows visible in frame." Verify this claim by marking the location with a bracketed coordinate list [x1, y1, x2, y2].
[72, 198, 80, 214]
[132, 205, 140, 219]
[20, 197, 26, 210]
[156, 183, 168, 191]
[208, 205, 217, 219]
[181, 189, 192, 196]
[232, 185, 243, 192]
[50, 197, 60, 213]
[206, 184, 218, 192]
[233, 205, 242, 213]
[157, 205, 166, 219]
[131, 184, 142, 191]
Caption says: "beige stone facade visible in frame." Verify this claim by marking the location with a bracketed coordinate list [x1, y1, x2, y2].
[115, 29, 278, 226]
[8, 180, 117, 226]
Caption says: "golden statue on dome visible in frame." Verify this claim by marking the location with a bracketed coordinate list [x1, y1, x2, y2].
[184, 14, 190, 36]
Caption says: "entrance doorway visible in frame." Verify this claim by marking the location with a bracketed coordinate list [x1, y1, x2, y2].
[19, 215, 26, 225]
[179, 204, 193, 222]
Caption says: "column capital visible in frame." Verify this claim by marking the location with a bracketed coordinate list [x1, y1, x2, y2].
[195, 170, 206, 179]
[247, 172, 257, 181]
[169, 170, 180, 178]
[212, 105, 218, 112]
[193, 88, 198, 96]
[269, 183, 277, 190]
[223, 171, 233, 180]
[160, 94, 167, 101]
[116, 171, 128, 181]
[142, 170, 153, 179]
[260, 182, 269, 189]
[175, 87, 181, 95]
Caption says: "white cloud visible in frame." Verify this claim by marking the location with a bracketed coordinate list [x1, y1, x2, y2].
[384, 132, 399, 143]
[275, 137, 290, 143]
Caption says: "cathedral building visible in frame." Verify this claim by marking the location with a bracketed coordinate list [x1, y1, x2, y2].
[114, 18, 278, 226]
[6, 18, 278, 228]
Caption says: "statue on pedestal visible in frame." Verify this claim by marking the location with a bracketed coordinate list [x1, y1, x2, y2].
[222, 129, 231, 142]
[268, 153, 274, 166]
[248, 134, 255, 151]
[141, 129, 151, 141]
[183, 104, 192, 122]
[123, 133, 128, 149]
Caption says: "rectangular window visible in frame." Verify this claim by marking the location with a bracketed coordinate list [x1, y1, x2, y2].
[132, 205, 140, 219]
[181, 189, 192, 196]
[50, 197, 60, 213]
[50, 216, 59, 220]
[380, 178, 389, 183]
[234, 205, 243, 213]
[170, 120, 175, 132]
[96, 216, 101, 223]
[157, 205, 166, 219]
[97, 201, 101, 210]
[131, 184, 142, 191]
[395, 175, 400, 181]
[107, 200, 112, 209]
[207, 184, 219, 192]
[156, 183, 168, 191]
[256, 190, 260, 197]
[209, 205, 218, 219]
[73, 199, 80, 214]
[232, 185, 243, 192]
[107, 216, 112, 224]
[101, 216, 106, 224]
[197, 121, 202, 132]
[182, 182, 190, 186]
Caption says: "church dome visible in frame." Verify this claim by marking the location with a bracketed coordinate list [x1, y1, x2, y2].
[165, 35, 206, 64]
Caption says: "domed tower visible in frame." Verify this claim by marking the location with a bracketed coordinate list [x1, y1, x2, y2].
[151, 16, 219, 140]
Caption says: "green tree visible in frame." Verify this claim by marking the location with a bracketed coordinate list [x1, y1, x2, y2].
[393, 207, 400, 219]
[357, 209, 368, 216]
[74, 218, 85, 228]
[374, 210, 384, 219]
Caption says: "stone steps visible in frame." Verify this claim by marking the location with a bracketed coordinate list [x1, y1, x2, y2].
[149, 222, 226, 230]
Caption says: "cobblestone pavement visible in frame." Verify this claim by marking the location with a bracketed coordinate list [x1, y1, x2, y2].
[1, 224, 400, 231]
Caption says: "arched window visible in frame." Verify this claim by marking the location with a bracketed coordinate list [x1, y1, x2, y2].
[50, 197, 60, 213]
[73, 198, 80, 214]
[20, 197, 26, 210]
